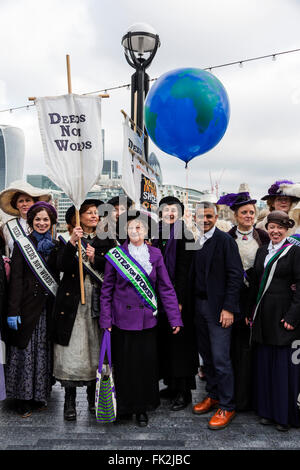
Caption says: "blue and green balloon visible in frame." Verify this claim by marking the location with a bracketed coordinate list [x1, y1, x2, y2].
[144, 68, 230, 164]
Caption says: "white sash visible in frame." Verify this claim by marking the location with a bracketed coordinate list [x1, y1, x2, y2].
[14, 234, 58, 297]
[6, 218, 27, 242]
[59, 233, 104, 284]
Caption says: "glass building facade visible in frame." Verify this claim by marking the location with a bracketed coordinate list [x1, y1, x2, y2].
[0, 125, 25, 190]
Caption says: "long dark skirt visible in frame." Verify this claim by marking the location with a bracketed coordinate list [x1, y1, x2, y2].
[231, 319, 252, 411]
[253, 343, 300, 427]
[111, 326, 160, 415]
[5, 310, 52, 402]
[158, 308, 198, 393]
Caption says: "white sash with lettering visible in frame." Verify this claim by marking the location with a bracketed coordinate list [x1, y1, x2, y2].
[15, 235, 58, 297]
[59, 233, 104, 284]
[6, 218, 27, 243]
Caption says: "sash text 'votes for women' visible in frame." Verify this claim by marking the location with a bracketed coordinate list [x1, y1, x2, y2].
[48, 113, 92, 152]
[111, 248, 154, 300]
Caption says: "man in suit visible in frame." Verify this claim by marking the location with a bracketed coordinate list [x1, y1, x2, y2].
[192, 202, 244, 429]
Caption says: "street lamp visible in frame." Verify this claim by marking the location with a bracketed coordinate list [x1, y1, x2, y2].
[122, 23, 160, 162]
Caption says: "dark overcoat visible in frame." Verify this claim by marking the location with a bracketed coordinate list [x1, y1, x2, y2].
[190, 227, 244, 321]
[154, 221, 199, 380]
[248, 243, 300, 346]
[6, 235, 59, 349]
[0, 255, 8, 344]
[52, 235, 115, 346]
[228, 225, 269, 410]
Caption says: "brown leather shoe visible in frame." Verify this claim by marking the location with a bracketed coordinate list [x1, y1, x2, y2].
[208, 408, 236, 430]
[193, 397, 219, 415]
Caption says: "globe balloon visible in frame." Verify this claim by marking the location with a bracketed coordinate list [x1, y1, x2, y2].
[144, 68, 230, 164]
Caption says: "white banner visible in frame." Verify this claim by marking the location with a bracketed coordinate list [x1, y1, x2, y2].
[121, 117, 160, 216]
[36, 94, 103, 209]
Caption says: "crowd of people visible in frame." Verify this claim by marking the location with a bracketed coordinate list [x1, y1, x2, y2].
[1, 178, 300, 432]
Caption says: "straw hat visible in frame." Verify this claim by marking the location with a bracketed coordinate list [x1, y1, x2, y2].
[0, 180, 52, 216]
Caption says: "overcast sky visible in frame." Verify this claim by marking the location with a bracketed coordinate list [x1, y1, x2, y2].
[0, 0, 300, 200]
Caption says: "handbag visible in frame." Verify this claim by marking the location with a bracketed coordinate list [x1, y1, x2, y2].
[95, 329, 117, 423]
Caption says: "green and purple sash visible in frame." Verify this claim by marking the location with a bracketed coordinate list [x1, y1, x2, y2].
[105, 246, 157, 315]
[252, 242, 293, 324]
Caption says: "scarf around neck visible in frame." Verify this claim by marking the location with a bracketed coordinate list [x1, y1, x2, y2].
[32, 230, 55, 256]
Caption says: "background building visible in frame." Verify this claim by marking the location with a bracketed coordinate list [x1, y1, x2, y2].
[0, 125, 25, 190]
[148, 152, 163, 185]
[101, 160, 119, 180]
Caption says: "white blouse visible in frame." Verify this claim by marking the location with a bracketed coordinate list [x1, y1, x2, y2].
[264, 239, 286, 268]
[128, 242, 153, 275]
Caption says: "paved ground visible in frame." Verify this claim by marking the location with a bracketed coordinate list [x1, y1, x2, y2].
[1, 378, 300, 451]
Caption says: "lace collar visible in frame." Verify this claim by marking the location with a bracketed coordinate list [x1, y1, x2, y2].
[128, 243, 152, 275]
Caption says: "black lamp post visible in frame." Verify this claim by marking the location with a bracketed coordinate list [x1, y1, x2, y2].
[122, 23, 160, 162]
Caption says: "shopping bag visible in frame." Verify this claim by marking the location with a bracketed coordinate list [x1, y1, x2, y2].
[95, 329, 116, 423]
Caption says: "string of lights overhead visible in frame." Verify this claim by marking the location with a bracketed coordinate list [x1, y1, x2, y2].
[1, 47, 300, 114]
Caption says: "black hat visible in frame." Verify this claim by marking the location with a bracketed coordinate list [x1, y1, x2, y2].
[107, 195, 132, 210]
[265, 210, 295, 230]
[65, 199, 104, 225]
[217, 192, 257, 211]
[159, 196, 184, 216]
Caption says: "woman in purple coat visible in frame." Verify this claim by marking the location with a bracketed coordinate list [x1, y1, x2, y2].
[100, 212, 183, 427]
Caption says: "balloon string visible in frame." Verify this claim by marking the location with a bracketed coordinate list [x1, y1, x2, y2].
[185, 163, 189, 212]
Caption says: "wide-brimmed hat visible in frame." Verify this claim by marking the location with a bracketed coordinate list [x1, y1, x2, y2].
[261, 180, 300, 201]
[217, 192, 257, 211]
[159, 196, 184, 216]
[0, 180, 52, 216]
[265, 210, 295, 230]
[65, 199, 104, 225]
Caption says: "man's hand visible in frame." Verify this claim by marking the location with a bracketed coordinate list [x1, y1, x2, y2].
[219, 310, 234, 328]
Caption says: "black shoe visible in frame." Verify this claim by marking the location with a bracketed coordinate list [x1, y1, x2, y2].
[16, 400, 32, 418]
[64, 388, 77, 421]
[170, 391, 192, 411]
[159, 388, 176, 399]
[136, 412, 148, 427]
[276, 424, 289, 432]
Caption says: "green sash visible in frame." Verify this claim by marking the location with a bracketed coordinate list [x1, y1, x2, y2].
[105, 246, 157, 315]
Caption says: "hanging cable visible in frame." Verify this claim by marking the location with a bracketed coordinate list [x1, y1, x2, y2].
[1, 47, 300, 113]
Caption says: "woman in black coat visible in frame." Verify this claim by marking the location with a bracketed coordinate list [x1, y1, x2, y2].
[52, 199, 116, 421]
[247, 210, 300, 431]
[152, 196, 199, 411]
[0, 230, 7, 401]
[218, 192, 269, 410]
[5, 202, 59, 417]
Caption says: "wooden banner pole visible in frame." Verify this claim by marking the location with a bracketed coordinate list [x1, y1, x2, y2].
[66, 54, 85, 305]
